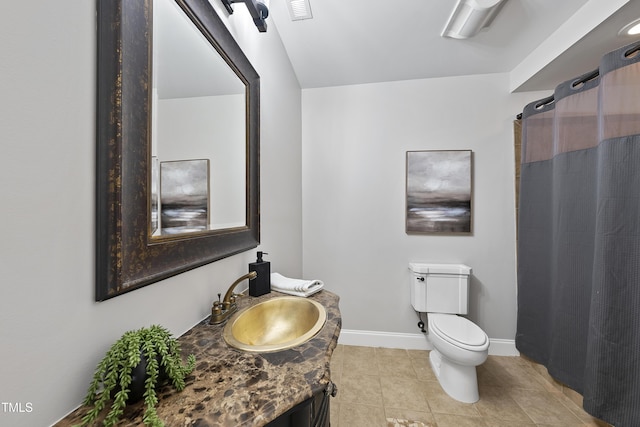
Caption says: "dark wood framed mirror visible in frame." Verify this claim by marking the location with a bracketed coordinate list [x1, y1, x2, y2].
[96, 0, 260, 301]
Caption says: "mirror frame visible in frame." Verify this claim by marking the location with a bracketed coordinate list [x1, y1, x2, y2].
[96, 0, 260, 301]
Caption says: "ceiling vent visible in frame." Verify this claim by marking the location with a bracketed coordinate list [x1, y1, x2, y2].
[287, 0, 313, 21]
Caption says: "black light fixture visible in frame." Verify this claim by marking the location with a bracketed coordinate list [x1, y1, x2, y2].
[221, 0, 269, 32]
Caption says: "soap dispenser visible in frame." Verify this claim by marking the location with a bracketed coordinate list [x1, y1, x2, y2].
[249, 251, 271, 296]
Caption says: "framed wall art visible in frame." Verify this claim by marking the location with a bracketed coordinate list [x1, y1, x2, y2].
[406, 150, 472, 234]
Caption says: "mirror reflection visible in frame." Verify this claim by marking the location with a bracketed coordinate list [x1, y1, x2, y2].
[151, 0, 247, 237]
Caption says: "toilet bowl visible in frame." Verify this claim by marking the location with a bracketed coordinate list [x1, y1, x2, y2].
[427, 313, 489, 403]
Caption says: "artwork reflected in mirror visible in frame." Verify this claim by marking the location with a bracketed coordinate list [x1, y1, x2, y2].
[406, 150, 472, 234]
[96, 0, 260, 301]
[159, 159, 210, 234]
[151, 156, 160, 234]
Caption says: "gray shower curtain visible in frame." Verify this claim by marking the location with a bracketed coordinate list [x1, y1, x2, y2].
[517, 40, 640, 426]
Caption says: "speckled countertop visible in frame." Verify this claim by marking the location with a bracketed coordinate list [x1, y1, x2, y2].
[56, 290, 341, 426]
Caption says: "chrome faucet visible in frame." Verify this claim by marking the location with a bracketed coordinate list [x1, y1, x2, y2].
[210, 271, 258, 325]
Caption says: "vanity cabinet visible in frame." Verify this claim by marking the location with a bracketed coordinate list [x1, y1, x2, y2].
[56, 291, 341, 426]
[267, 385, 334, 427]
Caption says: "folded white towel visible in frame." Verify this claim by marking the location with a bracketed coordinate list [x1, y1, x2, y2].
[270, 273, 324, 297]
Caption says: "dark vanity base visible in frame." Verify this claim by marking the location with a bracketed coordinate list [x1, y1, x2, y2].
[266, 382, 335, 427]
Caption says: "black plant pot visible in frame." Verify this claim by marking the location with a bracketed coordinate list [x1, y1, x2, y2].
[112, 352, 167, 404]
[127, 353, 150, 404]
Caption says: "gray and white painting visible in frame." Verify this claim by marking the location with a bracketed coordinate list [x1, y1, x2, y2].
[406, 150, 471, 233]
[160, 159, 210, 233]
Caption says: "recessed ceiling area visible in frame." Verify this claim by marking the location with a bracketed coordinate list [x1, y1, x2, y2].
[511, 0, 640, 91]
[266, 0, 640, 92]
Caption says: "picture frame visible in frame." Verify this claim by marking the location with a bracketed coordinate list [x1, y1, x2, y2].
[406, 150, 472, 234]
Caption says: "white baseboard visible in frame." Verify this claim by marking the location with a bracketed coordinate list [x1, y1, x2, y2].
[487, 339, 520, 356]
[338, 329, 433, 350]
[338, 329, 519, 356]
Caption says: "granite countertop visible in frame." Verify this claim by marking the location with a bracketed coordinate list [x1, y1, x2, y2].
[57, 290, 341, 426]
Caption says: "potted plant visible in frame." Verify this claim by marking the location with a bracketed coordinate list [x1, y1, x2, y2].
[78, 325, 196, 427]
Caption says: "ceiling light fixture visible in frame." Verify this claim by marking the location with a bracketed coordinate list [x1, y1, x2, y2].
[221, 0, 269, 32]
[286, 0, 312, 21]
[442, 0, 506, 39]
[619, 18, 640, 36]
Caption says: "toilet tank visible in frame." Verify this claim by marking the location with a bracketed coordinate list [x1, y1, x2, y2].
[409, 263, 471, 314]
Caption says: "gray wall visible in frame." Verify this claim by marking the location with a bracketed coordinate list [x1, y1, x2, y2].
[301, 76, 547, 341]
[0, 2, 302, 426]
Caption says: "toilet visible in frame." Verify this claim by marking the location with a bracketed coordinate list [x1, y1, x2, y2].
[409, 263, 489, 403]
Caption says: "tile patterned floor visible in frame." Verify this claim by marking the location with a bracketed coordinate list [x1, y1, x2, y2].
[328, 345, 611, 427]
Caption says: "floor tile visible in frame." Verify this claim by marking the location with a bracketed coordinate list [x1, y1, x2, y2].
[329, 345, 607, 427]
[432, 413, 489, 427]
[480, 417, 536, 426]
[342, 345, 379, 377]
[376, 347, 410, 358]
[379, 376, 430, 412]
[338, 402, 387, 427]
[386, 417, 436, 427]
[483, 356, 547, 391]
[423, 379, 481, 417]
[339, 374, 383, 406]
[330, 401, 340, 427]
[509, 388, 584, 425]
[377, 355, 418, 378]
[474, 385, 533, 423]
[384, 407, 436, 426]
[410, 355, 437, 381]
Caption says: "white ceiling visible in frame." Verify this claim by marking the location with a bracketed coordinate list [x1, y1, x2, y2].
[267, 0, 640, 92]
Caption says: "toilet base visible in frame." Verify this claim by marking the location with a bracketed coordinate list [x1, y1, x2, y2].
[429, 349, 480, 403]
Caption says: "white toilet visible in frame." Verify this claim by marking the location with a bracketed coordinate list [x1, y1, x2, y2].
[409, 263, 489, 403]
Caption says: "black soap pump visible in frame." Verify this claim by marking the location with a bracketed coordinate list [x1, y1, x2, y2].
[249, 251, 271, 297]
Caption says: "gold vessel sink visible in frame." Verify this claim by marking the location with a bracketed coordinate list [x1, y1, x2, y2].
[223, 296, 327, 353]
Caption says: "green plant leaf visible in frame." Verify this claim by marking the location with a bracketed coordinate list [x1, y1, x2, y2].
[79, 325, 195, 427]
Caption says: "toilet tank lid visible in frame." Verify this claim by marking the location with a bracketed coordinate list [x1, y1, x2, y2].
[409, 263, 472, 275]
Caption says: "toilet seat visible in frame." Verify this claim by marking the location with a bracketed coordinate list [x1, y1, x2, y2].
[429, 313, 488, 351]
